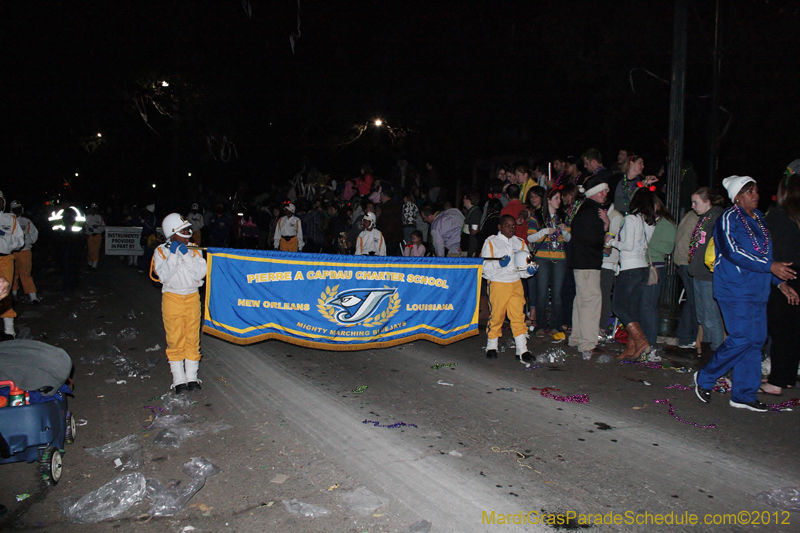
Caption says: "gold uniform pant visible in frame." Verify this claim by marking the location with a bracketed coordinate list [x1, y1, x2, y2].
[190, 230, 202, 246]
[87, 234, 102, 262]
[12, 249, 36, 294]
[486, 279, 526, 339]
[162, 291, 202, 362]
[0, 255, 16, 318]
[279, 235, 298, 252]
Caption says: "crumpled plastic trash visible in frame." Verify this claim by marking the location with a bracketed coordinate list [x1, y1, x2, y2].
[183, 457, 222, 479]
[161, 391, 197, 411]
[535, 348, 566, 364]
[408, 519, 432, 533]
[153, 421, 233, 448]
[145, 344, 161, 352]
[282, 499, 331, 517]
[595, 354, 614, 364]
[148, 414, 190, 429]
[85, 434, 143, 471]
[110, 354, 158, 378]
[146, 457, 221, 516]
[754, 487, 800, 512]
[339, 486, 387, 516]
[117, 327, 139, 341]
[59, 472, 147, 524]
[88, 328, 107, 339]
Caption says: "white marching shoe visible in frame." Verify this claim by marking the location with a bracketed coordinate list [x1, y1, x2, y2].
[169, 360, 188, 393]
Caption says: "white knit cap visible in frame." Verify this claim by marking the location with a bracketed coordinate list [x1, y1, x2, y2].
[722, 175, 755, 202]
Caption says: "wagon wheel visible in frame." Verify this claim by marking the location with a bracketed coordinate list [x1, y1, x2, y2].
[65, 412, 76, 444]
[40, 447, 63, 485]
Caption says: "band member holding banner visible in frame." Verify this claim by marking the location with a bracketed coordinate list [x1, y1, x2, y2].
[273, 202, 304, 252]
[154, 213, 207, 393]
[355, 212, 386, 256]
[481, 214, 538, 363]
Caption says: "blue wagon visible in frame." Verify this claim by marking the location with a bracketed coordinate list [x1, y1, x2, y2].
[0, 340, 75, 485]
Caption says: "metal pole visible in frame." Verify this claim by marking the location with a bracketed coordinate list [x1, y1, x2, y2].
[707, 0, 722, 189]
[660, 0, 688, 335]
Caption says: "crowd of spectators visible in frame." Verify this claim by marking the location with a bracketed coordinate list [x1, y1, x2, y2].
[20, 150, 800, 398]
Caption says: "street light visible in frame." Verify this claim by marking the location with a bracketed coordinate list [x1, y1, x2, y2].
[161, 81, 169, 87]
[97, 133, 102, 138]
[374, 119, 383, 127]
[152, 184, 156, 189]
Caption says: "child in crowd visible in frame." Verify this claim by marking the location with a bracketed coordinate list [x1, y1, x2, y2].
[154, 213, 207, 393]
[403, 230, 426, 257]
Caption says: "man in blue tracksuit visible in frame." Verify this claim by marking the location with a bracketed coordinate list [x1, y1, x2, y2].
[695, 176, 798, 412]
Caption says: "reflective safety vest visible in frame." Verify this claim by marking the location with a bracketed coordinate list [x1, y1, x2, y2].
[49, 206, 86, 232]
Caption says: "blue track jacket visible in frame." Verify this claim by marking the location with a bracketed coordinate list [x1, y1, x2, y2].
[712, 207, 781, 303]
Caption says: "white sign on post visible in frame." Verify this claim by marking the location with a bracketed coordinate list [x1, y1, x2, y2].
[105, 226, 144, 256]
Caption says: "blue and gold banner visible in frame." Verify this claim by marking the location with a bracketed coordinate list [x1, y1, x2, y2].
[203, 249, 483, 350]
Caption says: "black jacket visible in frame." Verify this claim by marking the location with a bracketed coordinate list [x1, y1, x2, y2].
[569, 198, 607, 270]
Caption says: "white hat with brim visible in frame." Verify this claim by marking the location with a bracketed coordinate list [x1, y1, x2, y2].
[583, 182, 609, 199]
[284, 203, 296, 213]
[722, 175, 755, 202]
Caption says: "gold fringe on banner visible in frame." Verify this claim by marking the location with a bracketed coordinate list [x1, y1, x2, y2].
[202, 326, 478, 351]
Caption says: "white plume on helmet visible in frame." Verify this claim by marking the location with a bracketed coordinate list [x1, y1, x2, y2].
[362, 212, 377, 227]
[162, 213, 193, 238]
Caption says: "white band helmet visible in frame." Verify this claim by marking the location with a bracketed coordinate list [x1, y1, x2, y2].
[162, 213, 193, 238]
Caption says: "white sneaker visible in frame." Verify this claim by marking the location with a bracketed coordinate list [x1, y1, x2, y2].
[581, 351, 592, 361]
[678, 341, 696, 349]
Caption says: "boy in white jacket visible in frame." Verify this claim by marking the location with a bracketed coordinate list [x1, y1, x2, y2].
[482, 214, 538, 362]
[355, 212, 386, 256]
[154, 213, 207, 393]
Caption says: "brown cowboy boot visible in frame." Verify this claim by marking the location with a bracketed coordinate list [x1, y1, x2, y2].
[616, 323, 639, 360]
[627, 322, 651, 359]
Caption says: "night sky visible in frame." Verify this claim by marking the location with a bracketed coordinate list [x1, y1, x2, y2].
[3, 0, 800, 206]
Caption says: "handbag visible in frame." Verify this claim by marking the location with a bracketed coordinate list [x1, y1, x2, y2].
[646, 262, 659, 286]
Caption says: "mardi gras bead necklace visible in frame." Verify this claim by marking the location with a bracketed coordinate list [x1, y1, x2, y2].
[734, 205, 770, 255]
[565, 200, 583, 225]
[622, 176, 638, 209]
[688, 212, 713, 263]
